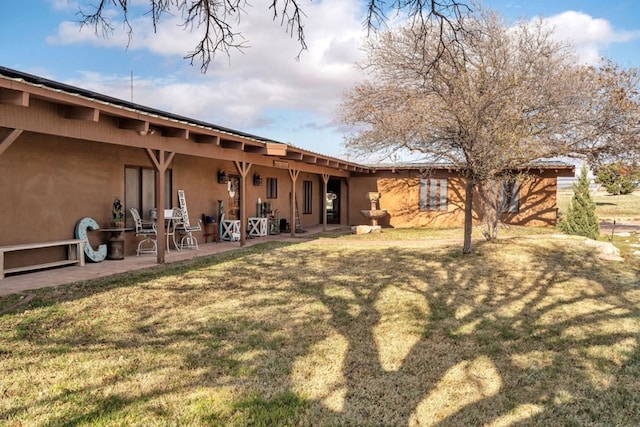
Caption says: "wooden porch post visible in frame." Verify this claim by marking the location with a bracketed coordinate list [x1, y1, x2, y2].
[346, 178, 350, 226]
[146, 148, 175, 264]
[322, 173, 330, 232]
[234, 161, 252, 247]
[289, 169, 299, 237]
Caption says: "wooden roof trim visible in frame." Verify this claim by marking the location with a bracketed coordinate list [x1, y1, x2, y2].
[192, 133, 219, 144]
[284, 150, 304, 161]
[0, 70, 372, 174]
[220, 139, 243, 150]
[0, 87, 29, 107]
[302, 154, 317, 164]
[63, 105, 99, 122]
[155, 125, 188, 139]
[266, 142, 287, 156]
[119, 118, 149, 133]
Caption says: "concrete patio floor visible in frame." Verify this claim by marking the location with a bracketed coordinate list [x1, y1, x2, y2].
[0, 225, 346, 297]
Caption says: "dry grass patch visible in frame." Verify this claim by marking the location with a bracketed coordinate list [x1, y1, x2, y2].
[1, 238, 640, 425]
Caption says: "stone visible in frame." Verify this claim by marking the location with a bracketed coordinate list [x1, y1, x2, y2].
[584, 239, 623, 261]
[352, 225, 382, 234]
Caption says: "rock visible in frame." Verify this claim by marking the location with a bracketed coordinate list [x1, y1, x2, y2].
[585, 239, 623, 261]
[615, 232, 632, 237]
[352, 225, 382, 234]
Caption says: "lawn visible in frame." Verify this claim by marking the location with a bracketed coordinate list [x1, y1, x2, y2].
[557, 189, 640, 220]
[1, 234, 640, 426]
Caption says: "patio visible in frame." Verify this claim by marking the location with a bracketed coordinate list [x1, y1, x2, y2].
[0, 225, 345, 297]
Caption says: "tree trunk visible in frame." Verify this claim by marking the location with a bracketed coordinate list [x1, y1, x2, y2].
[478, 179, 499, 240]
[462, 177, 474, 254]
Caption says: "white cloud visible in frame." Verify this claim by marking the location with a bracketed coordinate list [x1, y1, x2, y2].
[50, 0, 368, 150]
[541, 11, 640, 64]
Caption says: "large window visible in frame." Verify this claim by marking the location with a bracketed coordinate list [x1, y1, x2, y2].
[500, 179, 519, 213]
[125, 166, 172, 226]
[419, 178, 448, 211]
[303, 180, 313, 214]
[266, 177, 278, 199]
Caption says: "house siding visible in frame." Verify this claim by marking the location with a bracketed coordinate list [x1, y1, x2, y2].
[349, 169, 562, 228]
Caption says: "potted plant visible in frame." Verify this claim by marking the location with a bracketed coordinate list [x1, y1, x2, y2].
[112, 198, 125, 228]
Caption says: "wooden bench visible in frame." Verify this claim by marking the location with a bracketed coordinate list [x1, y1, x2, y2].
[0, 239, 85, 280]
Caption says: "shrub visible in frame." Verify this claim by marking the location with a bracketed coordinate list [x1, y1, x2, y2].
[559, 166, 600, 240]
[594, 162, 640, 195]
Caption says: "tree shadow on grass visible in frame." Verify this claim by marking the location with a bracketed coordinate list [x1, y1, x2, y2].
[277, 238, 640, 425]
[2, 237, 640, 425]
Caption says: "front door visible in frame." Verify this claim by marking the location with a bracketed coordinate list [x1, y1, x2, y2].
[326, 178, 341, 224]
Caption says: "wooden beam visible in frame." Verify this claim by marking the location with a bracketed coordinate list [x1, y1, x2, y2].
[119, 118, 148, 132]
[303, 154, 317, 164]
[265, 142, 287, 156]
[220, 139, 243, 150]
[159, 127, 188, 139]
[145, 148, 175, 264]
[244, 144, 266, 154]
[0, 128, 23, 157]
[289, 169, 300, 237]
[63, 105, 99, 122]
[234, 161, 252, 247]
[0, 88, 29, 107]
[285, 151, 303, 161]
[193, 134, 219, 144]
[322, 174, 330, 232]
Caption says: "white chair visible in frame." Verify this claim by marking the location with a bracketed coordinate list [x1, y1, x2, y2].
[176, 189, 202, 250]
[166, 207, 183, 252]
[129, 208, 157, 256]
[220, 214, 241, 241]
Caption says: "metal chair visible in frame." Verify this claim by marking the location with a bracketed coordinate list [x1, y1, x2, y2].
[176, 189, 202, 250]
[166, 207, 183, 253]
[129, 208, 157, 255]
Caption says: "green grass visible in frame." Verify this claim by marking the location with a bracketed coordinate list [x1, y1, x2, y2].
[1, 235, 640, 425]
[557, 189, 640, 219]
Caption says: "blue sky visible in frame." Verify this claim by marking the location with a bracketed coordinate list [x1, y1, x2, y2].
[1, 0, 639, 161]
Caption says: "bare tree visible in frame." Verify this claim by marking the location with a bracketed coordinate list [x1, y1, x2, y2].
[76, 0, 471, 72]
[339, 8, 640, 253]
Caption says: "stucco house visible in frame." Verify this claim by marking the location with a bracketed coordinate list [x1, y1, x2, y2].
[0, 66, 574, 275]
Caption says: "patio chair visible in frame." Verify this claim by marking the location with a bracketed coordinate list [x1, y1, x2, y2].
[166, 207, 183, 253]
[130, 208, 157, 255]
[176, 189, 202, 250]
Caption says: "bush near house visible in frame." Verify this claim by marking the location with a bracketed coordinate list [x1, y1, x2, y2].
[559, 166, 600, 240]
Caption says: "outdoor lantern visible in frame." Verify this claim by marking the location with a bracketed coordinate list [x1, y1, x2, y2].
[217, 170, 228, 184]
[253, 173, 263, 186]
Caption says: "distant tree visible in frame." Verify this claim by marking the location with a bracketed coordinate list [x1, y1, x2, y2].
[559, 166, 600, 240]
[76, 0, 471, 72]
[594, 162, 640, 195]
[339, 7, 640, 253]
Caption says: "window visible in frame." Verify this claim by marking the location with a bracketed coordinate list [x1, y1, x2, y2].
[266, 177, 278, 199]
[500, 179, 519, 213]
[125, 166, 172, 226]
[419, 178, 448, 211]
[303, 180, 313, 214]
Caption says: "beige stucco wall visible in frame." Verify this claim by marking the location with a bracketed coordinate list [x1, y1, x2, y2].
[349, 170, 560, 228]
[0, 132, 334, 268]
